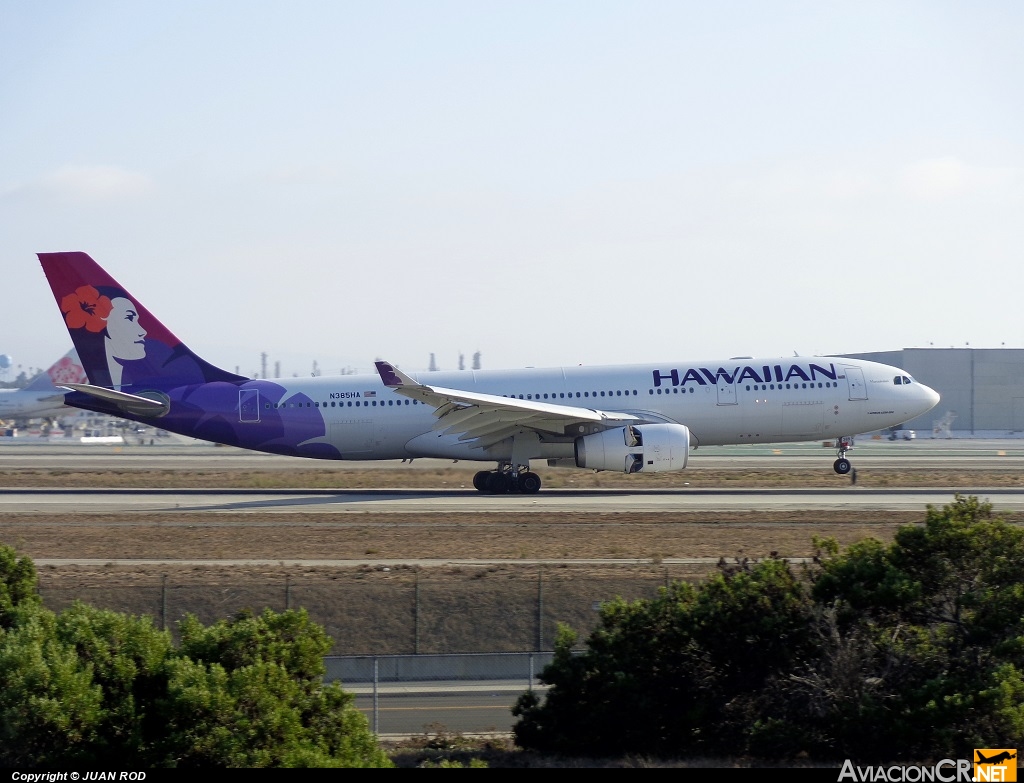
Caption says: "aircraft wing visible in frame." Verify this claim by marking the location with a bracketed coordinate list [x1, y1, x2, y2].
[375, 360, 641, 449]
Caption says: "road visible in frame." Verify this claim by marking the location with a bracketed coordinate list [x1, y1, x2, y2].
[343, 681, 542, 736]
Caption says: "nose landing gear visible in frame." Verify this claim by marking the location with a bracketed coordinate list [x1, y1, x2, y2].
[833, 436, 854, 475]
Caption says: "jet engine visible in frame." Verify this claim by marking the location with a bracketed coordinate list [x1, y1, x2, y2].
[574, 423, 690, 473]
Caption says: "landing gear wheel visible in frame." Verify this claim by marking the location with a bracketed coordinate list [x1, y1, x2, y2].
[487, 472, 511, 494]
[833, 458, 852, 475]
[518, 472, 542, 494]
[473, 471, 490, 492]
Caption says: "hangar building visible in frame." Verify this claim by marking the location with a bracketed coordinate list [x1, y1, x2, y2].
[842, 349, 1024, 438]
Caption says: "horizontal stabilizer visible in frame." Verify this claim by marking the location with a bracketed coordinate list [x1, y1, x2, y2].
[60, 383, 170, 417]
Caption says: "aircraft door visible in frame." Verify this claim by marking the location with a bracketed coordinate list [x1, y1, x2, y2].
[716, 377, 737, 405]
[843, 366, 868, 400]
[239, 389, 260, 423]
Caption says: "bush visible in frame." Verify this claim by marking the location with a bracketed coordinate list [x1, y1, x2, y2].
[0, 544, 391, 768]
[514, 496, 1024, 762]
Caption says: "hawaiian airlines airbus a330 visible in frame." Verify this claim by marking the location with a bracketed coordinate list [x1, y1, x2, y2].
[39, 252, 939, 493]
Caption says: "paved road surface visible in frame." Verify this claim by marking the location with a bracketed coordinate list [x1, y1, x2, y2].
[4, 486, 1023, 513]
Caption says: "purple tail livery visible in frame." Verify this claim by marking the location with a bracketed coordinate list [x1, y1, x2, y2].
[39, 251, 340, 458]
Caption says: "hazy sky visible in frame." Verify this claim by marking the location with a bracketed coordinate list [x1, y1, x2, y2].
[2, 1, 1022, 379]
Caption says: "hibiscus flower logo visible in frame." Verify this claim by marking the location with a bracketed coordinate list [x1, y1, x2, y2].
[48, 356, 87, 385]
[60, 285, 113, 333]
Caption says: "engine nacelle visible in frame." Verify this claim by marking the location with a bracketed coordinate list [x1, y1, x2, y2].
[574, 423, 690, 473]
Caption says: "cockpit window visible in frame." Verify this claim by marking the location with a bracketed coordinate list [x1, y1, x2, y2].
[894, 376, 902, 385]
[894, 375, 914, 385]
[903, 376, 912, 384]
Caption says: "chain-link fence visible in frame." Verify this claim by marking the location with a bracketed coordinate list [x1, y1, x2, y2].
[37, 564, 709, 654]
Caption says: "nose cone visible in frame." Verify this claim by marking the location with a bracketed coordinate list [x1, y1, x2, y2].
[919, 383, 941, 414]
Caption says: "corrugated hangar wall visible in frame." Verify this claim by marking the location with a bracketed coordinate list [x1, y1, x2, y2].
[842, 349, 1024, 436]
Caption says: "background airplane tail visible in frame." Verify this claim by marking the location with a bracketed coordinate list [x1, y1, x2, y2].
[23, 348, 87, 391]
[38, 252, 246, 390]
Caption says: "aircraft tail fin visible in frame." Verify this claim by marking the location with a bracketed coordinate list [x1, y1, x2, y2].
[38, 252, 246, 390]
[23, 348, 87, 391]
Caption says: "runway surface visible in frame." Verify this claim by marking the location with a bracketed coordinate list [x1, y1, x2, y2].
[4, 485, 1024, 513]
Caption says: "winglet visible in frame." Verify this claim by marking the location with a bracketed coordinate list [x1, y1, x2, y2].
[375, 360, 419, 388]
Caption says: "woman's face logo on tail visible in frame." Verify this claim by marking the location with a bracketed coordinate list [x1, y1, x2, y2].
[60, 285, 148, 388]
[105, 297, 147, 360]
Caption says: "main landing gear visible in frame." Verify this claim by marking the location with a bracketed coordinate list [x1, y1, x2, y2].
[833, 436, 854, 475]
[473, 465, 542, 494]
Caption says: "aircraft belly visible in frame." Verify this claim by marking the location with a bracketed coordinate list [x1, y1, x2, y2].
[406, 431, 503, 460]
[404, 431, 572, 462]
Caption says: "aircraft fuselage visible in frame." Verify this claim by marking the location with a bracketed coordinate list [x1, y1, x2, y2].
[63, 355, 938, 464]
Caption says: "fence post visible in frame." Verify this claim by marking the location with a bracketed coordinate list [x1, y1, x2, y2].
[372, 657, 380, 734]
[528, 652, 534, 693]
[285, 574, 291, 611]
[413, 573, 420, 655]
[536, 568, 544, 651]
[161, 574, 167, 632]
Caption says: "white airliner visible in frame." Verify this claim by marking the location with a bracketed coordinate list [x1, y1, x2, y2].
[0, 349, 84, 423]
[40, 252, 940, 493]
